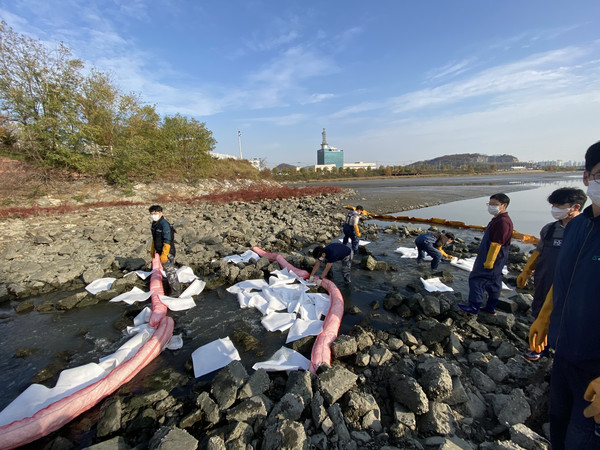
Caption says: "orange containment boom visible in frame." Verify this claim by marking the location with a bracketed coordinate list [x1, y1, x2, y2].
[0, 254, 174, 450]
[252, 247, 344, 375]
[347, 205, 539, 245]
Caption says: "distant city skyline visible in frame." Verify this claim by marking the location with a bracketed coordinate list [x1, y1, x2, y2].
[1, 1, 599, 167]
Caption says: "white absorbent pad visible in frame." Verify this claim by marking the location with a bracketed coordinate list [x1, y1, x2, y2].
[165, 334, 183, 350]
[158, 295, 196, 311]
[394, 247, 432, 260]
[252, 346, 310, 372]
[285, 318, 324, 344]
[133, 269, 155, 280]
[420, 277, 454, 293]
[176, 266, 198, 283]
[226, 279, 269, 294]
[109, 286, 153, 305]
[191, 337, 241, 378]
[450, 257, 508, 275]
[85, 277, 116, 295]
[180, 279, 206, 297]
[261, 311, 297, 332]
[224, 250, 260, 264]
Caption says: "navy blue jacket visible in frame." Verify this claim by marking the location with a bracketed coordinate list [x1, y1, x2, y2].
[151, 217, 176, 256]
[549, 205, 600, 369]
[323, 243, 352, 263]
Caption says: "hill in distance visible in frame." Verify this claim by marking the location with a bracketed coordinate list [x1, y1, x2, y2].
[409, 153, 518, 169]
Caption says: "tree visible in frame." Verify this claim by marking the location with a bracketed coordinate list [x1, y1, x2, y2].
[159, 114, 216, 180]
[0, 21, 86, 168]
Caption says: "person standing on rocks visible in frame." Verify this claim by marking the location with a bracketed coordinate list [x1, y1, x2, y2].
[529, 141, 600, 449]
[309, 243, 352, 284]
[342, 205, 364, 253]
[415, 230, 455, 270]
[149, 205, 181, 297]
[458, 193, 513, 316]
[518, 187, 586, 361]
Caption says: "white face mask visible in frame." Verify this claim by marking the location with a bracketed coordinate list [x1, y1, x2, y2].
[588, 182, 600, 207]
[319, 257, 325, 261]
[551, 206, 571, 220]
[150, 214, 160, 222]
[488, 205, 501, 216]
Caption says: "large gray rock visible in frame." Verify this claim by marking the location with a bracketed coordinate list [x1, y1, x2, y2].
[148, 426, 198, 450]
[261, 419, 309, 450]
[471, 367, 497, 393]
[497, 389, 532, 427]
[331, 335, 358, 358]
[210, 360, 248, 409]
[267, 392, 305, 424]
[419, 295, 441, 317]
[97, 397, 122, 437]
[419, 401, 455, 435]
[238, 369, 270, 400]
[317, 364, 358, 405]
[226, 395, 271, 425]
[389, 375, 429, 414]
[196, 392, 220, 425]
[419, 359, 453, 402]
[509, 423, 551, 450]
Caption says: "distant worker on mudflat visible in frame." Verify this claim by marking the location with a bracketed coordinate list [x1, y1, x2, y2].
[343, 205, 364, 253]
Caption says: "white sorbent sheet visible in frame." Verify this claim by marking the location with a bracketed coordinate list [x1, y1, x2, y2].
[109, 286, 153, 305]
[191, 337, 241, 378]
[223, 250, 260, 264]
[394, 247, 432, 260]
[158, 295, 196, 311]
[85, 277, 116, 295]
[252, 346, 311, 372]
[285, 318, 324, 344]
[420, 277, 454, 293]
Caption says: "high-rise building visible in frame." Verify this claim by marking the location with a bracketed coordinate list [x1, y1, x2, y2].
[316, 128, 343, 168]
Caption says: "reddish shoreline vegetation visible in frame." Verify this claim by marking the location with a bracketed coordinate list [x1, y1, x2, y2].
[0, 184, 344, 220]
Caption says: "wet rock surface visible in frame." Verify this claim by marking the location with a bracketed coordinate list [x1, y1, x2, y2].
[0, 186, 553, 449]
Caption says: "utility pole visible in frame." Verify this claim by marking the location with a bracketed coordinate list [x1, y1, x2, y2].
[237, 130, 243, 159]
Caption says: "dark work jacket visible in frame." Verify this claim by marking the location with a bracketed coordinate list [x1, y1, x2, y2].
[549, 206, 600, 370]
[151, 217, 175, 256]
[472, 212, 513, 274]
[532, 221, 564, 312]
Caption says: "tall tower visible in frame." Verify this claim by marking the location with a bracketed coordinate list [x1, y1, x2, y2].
[321, 128, 328, 149]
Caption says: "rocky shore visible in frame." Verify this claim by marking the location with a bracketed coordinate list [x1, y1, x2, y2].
[0, 185, 551, 450]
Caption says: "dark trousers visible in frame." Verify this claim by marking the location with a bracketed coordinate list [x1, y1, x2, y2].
[467, 269, 502, 310]
[415, 237, 442, 269]
[343, 224, 360, 253]
[162, 254, 181, 297]
[550, 355, 600, 450]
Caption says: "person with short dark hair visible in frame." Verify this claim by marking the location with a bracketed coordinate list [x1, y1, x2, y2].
[415, 230, 454, 270]
[342, 205, 364, 253]
[149, 205, 180, 297]
[458, 193, 513, 315]
[309, 242, 352, 284]
[518, 187, 586, 361]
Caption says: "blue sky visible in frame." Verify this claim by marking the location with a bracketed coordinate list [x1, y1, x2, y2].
[1, 1, 599, 167]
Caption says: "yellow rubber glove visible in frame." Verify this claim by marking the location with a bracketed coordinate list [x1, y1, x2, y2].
[584, 377, 600, 423]
[517, 250, 540, 288]
[483, 242, 502, 269]
[160, 243, 171, 264]
[150, 242, 155, 259]
[354, 224, 361, 238]
[437, 245, 451, 258]
[529, 286, 553, 353]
